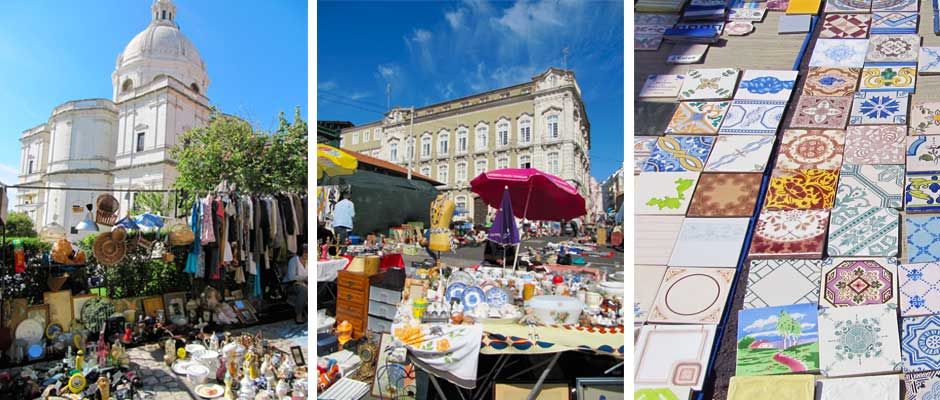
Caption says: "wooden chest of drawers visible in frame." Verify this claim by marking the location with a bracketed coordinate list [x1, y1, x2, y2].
[336, 270, 370, 338]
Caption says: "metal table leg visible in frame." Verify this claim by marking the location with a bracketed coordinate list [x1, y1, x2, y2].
[526, 352, 563, 400]
[428, 373, 448, 400]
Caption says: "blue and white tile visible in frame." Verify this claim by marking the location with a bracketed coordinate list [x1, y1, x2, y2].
[819, 304, 902, 377]
[919, 47, 940, 74]
[810, 39, 870, 68]
[872, 0, 918, 12]
[827, 206, 900, 257]
[717, 99, 787, 135]
[642, 136, 716, 172]
[899, 263, 940, 317]
[850, 91, 909, 125]
[871, 11, 919, 34]
[835, 164, 904, 209]
[704, 135, 776, 173]
[734, 70, 800, 101]
[902, 315, 940, 372]
[906, 215, 940, 263]
[905, 173, 940, 213]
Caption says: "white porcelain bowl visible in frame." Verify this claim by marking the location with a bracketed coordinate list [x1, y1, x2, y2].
[187, 363, 210, 385]
[598, 281, 624, 298]
[526, 295, 585, 325]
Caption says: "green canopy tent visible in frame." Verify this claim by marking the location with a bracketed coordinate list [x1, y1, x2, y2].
[320, 170, 438, 236]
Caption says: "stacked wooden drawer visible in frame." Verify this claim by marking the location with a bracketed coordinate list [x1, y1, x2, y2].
[368, 284, 403, 334]
[335, 270, 370, 338]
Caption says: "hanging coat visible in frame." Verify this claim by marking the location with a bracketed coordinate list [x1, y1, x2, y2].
[185, 201, 202, 275]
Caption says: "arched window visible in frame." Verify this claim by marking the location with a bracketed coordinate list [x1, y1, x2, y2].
[546, 115, 560, 139]
[121, 79, 134, 93]
[475, 125, 488, 151]
[389, 142, 399, 162]
[497, 122, 510, 146]
[475, 160, 487, 177]
[421, 134, 432, 158]
[438, 131, 450, 156]
[519, 117, 532, 144]
[438, 165, 449, 185]
[519, 155, 531, 169]
[456, 162, 467, 183]
[547, 152, 560, 174]
[497, 157, 508, 169]
[456, 128, 468, 153]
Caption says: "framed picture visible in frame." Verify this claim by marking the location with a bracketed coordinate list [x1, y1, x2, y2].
[290, 345, 305, 366]
[6, 298, 28, 331]
[142, 296, 164, 318]
[575, 377, 625, 400]
[71, 294, 97, 323]
[230, 290, 244, 300]
[26, 304, 49, 327]
[494, 383, 569, 400]
[236, 308, 258, 324]
[43, 290, 73, 330]
[403, 278, 430, 302]
[162, 292, 187, 318]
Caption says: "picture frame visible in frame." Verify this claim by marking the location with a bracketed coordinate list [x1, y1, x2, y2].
[236, 308, 258, 325]
[230, 290, 244, 300]
[26, 304, 49, 328]
[142, 296, 164, 318]
[575, 377, 625, 400]
[402, 278, 430, 302]
[162, 292, 187, 318]
[290, 345, 305, 366]
[71, 294, 98, 323]
[43, 290, 73, 331]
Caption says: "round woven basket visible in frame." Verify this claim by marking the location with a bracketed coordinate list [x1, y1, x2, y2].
[95, 194, 120, 226]
[92, 232, 126, 266]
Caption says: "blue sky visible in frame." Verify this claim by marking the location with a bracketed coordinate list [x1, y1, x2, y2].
[0, 1, 307, 200]
[737, 303, 818, 342]
[316, 0, 624, 181]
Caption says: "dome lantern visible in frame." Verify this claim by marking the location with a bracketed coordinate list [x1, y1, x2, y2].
[152, 0, 177, 26]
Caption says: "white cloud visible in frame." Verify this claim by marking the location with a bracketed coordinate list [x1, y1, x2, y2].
[800, 323, 815, 330]
[378, 64, 399, 80]
[495, 0, 564, 38]
[349, 92, 371, 101]
[319, 80, 337, 91]
[445, 9, 465, 29]
[412, 29, 432, 43]
[745, 316, 778, 332]
[437, 82, 456, 98]
[790, 313, 806, 321]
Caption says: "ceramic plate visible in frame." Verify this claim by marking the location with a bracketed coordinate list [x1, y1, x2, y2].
[449, 270, 475, 286]
[485, 287, 510, 308]
[172, 359, 197, 375]
[462, 286, 486, 310]
[15, 319, 43, 344]
[194, 384, 225, 399]
[445, 282, 467, 303]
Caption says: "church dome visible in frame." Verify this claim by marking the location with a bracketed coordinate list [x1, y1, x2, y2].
[118, 23, 204, 70]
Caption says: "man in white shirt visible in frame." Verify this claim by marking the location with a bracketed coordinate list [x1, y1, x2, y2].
[333, 192, 355, 244]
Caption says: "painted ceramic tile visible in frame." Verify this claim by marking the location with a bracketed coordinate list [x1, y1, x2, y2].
[668, 218, 750, 268]
[687, 172, 762, 217]
[678, 68, 740, 101]
[803, 67, 861, 97]
[787, 0, 823, 14]
[820, 257, 898, 307]
[827, 207, 900, 256]
[643, 136, 716, 172]
[820, 13, 872, 38]
[775, 129, 846, 171]
[635, 13, 680, 26]
[818, 303, 902, 377]
[635, 172, 701, 215]
[906, 173, 940, 213]
[729, 7, 767, 21]
[866, 34, 920, 65]
[635, 324, 716, 390]
[634, 137, 657, 175]
[640, 74, 685, 98]
[902, 315, 940, 372]
[704, 135, 776, 173]
[727, 375, 815, 400]
[870, 11, 919, 34]
[907, 136, 940, 173]
[906, 371, 940, 400]
[635, 216, 685, 265]
[906, 215, 940, 263]
[717, 100, 786, 135]
[635, 35, 665, 51]
[768, 0, 791, 10]
[648, 267, 735, 324]
[635, 265, 668, 324]
[764, 169, 839, 210]
[745, 259, 822, 309]
[779, 14, 812, 33]
[911, 102, 940, 135]
[790, 95, 852, 129]
[872, 0, 918, 11]
[809, 39, 870, 68]
[849, 91, 910, 125]
[899, 262, 940, 317]
[859, 65, 917, 92]
[919, 47, 940, 74]
[843, 125, 906, 165]
[735, 303, 820, 376]
[735, 70, 799, 101]
[748, 210, 830, 259]
[818, 375, 901, 400]
[664, 101, 732, 135]
[835, 164, 904, 208]
[634, 387, 693, 400]
[825, 0, 872, 12]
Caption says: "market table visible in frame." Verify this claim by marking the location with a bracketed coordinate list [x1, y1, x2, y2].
[317, 258, 350, 282]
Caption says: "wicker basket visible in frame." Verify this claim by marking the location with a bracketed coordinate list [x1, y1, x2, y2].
[95, 194, 120, 226]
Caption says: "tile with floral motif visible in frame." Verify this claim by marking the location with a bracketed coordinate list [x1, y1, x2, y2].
[911, 102, 940, 135]
[810, 39, 869, 68]
[906, 136, 940, 173]
[665, 101, 732, 135]
[687, 173, 763, 217]
[764, 169, 839, 210]
[748, 209, 830, 259]
[775, 129, 846, 171]
[803, 67, 861, 97]
[905, 173, 940, 213]
[827, 207, 900, 256]
[866, 34, 920, 65]
[642, 136, 716, 172]
[859, 65, 916, 93]
[825, 0, 872, 12]
[678, 68, 740, 101]
[818, 304, 902, 377]
[704, 135, 776, 172]
[849, 91, 909, 125]
[843, 125, 906, 165]
[835, 164, 904, 208]
[790, 95, 852, 129]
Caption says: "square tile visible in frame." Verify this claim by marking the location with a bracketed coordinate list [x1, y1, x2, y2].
[718, 99, 786, 135]
[664, 101, 732, 135]
[787, 0, 823, 13]
[810, 39, 870, 68]
[849, 91, 910, 125]
[634, 137, 658, 175]
[736, 303, 820, 375]
[907, 136, 940, 173]
[635, 172, 700, 215]
[764, 169, 839, 210]
[826, 0, 873, 12]
[820, 14, 872, 38]
[642, 136, 716, 172]
[635, 324, 716, 390]
[843, 125, 906, 165]
[866, 34, 920, 65]
[687, 172, 762, 217]
[818, 303, 902, 377]
[905, 371, 940, 399]
[678, 68, 740, 100]
[835, 164, 904, 208]
[640, 74, 685, 98]
[768, 0, 792, 10]
[735, 70, 800, 101]
[919, 47, 940, 74]
[775, 129, 846, 171]
[636, 216, 685, 265]
[899, 262, 940, 317]
[648, 267, 735, 324]
[911, 102, 940, 135]
[779, 14, 812, 33]
[906, 215, 940, 263]
[827, 207, 900, 256]
[906, 173, 940, 213]
[668, 44, 710, 64]
[728, 376, 815, 400]
[704, 135, 776, 172]
[635, 35, 665, 51]
[820, 257, 898, 307]
[902, 315, 940, 371]
[870, 11, 919, 34]
[635, 265, 668, 324]
[818, 375, 901, 400]
[635, 13, 681, 26]
[872, 0, 918, 11]
[748, 210, 831, 259]
[803, 67, 861, 97]
[744, 259, 822, 309]
[668, 218, 750, 268]
[859, 65, 917, 92]
[790, 95, 852, 129]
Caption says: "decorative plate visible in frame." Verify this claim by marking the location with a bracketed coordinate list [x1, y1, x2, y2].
[445, 282, 467, 303]
[448, 270, 475, 287]
[15, 319, 43, 344]
[172, 359, 197, 375]
[194, 384, 225, 399]
[725, 21, 755, 35]
[462, 286, 486, 311]
[485, 287, 510, 308]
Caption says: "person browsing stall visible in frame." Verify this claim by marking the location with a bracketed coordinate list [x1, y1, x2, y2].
[333, 192, 355, 244]
[283, 245, 308, 324]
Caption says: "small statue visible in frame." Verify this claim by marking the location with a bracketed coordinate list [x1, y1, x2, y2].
[209, 332, 220, 351]
[97, 376, 110, 400]
[75, 349, 85, 371]
[122, 326, 133, 343]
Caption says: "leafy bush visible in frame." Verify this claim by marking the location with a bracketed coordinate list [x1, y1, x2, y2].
[6, 212, 37, 237]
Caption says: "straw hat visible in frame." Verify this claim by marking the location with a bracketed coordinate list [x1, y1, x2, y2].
[95, 194, 120, 226]
[92, 232, 126, 266]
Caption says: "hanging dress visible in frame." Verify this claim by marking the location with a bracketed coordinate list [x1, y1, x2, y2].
[184, 201, 202, 275]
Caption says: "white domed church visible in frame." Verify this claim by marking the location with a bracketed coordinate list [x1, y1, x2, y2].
[15, 0, 211, 231]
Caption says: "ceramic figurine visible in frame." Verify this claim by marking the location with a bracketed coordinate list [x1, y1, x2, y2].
[210, 332, 220, 351]
[238, 375, 256, 398]
[97, 376, 110, 400]
[122, 326, 132, 343]
[275, 380, 290, 397]
[76, 349, 85, 370]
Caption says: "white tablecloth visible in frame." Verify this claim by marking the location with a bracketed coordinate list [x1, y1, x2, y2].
[317, 258, 349, 282]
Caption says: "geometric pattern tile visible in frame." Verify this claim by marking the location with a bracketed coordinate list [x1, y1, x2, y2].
[687, 172, 763, 217]
[843, 125, 906, 165]
[835, 164, 904, 208]
[849, 91, 910, 125]
[825, 0, 873, 12]
[820, 13, 872, 38]
[907, 136, 940, 174]
[634, 137, 658, 175]
[635, 172, 701, 215]
[906, 173, 940, 213]
[764, 169, 839, 210]
[919, 47, 940, 74]
[827, 206, 900, 256]
[906, 215, 940, 264]
[803, 67, 861, 97]
[665, 101, 733, 135]
[775, 129, 846, 171]
[734, 69, 799, 101]
[744, 259, 823, 308]
[642, 136, 717, 172]
[899, 262, 940, 317]
[859, 65, 916, 93]
[902, 315, 940, 372]
[910, 102, 940, 135]
[791, 95, 852, 129]
[871, 0, 918, 12]
[810, 39, 870, 68]
[820, 257, 898, 307]
[748, 209, 831, 259]
[870, 11, 919, 34]
[818, 303, 902, 377]
[718, 99, 787, 135]
[866, 34, 920, 65]
[905, 371, 940, 400]
[704, 135, 776, 173]
[647, 267, 736, 324]
[678, 68, 741, 100]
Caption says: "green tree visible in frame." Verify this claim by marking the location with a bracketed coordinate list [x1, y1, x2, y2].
[6, 211, 37, 237]
[132, 192, 172, 216]
[777, 310, 801, 349]
[738, 336, 756, 350]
